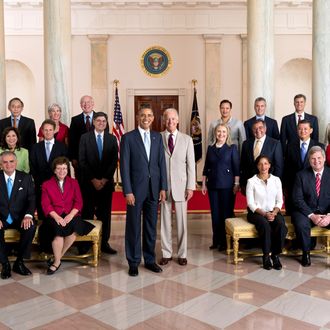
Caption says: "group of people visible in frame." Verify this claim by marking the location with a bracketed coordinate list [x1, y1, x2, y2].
[203, 94, 330, 270]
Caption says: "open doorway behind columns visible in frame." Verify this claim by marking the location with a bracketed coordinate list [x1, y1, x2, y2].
[134, 95, 179, 132]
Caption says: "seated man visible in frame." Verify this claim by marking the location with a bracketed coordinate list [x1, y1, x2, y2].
[292, 146, 330, 267]
[0, 151, 36, 279]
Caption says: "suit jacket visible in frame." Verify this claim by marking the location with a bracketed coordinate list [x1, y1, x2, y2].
[120, 129, 167, 202]
[244, 116, 280, 140]
[0, 116, 36, 151]
[293, 166, 330, 216]
[0, 170, 35, 223]
[203, 144, 240, 190]
[283, 139, 325, 191]
[41, 176, 83, 217]
[240, 136, 283, 188]
[79, 131, 118, 189]
[280, 112, 319, 150]
[161, 131, 195, 201]
[29, 140, 68, 187]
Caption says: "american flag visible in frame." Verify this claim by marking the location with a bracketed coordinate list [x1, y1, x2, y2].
[112, 86, 125, 158]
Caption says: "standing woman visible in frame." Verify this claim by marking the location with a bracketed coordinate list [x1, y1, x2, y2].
[246, 155, 287, 270]
[0, 127, 29, 173]
[202, 123, 240, 250]
[38, 104, 69, 146]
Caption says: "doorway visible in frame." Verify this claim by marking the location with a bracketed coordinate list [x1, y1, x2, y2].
[134, 95, 179, 132]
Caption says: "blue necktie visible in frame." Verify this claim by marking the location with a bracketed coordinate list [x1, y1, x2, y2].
[300, 142, 307, 162]
[6, 178, 13, 224]
[97, 134, 103, 159]
[144, 132, 150, 160]
[45, 141, 51, 161]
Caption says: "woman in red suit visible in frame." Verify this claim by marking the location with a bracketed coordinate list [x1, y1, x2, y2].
[40, 156, 94, 275]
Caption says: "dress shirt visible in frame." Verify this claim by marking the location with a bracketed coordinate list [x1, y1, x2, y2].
[295, 112, 305, 125]
[84, 112, 93, 124]
[256, 116, 265, 121]
[44, 138, 55, 154]
[94, 130, 104, 142]
[164, 129, 178, 146]
[300, 138, 310, 150]
[312, 168, 324, 180]
[246, 174, 283, 213]
[4, 171, 32, 219]
[11, 115, 21, 127]
[253, 134, 266, 152]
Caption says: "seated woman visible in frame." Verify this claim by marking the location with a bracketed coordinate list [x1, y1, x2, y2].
[40, 156, 94, 275]
[246, 155, 287, 270]
[0, 127, 29, 173]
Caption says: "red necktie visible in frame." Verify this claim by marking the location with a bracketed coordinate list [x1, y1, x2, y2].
[168, 134, 174, 154]
[316, 173, 321, 197]
[298, 114, 302, 123]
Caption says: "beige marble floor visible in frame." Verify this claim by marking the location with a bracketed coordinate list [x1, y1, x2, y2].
[0, 214, 329, 330]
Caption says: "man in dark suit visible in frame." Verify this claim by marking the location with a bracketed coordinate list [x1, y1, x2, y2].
[0, 151, 36, 279]
[120, 107, 167, 276]
[280, 94, 319, 152]
[0, 97, 36, 151]
[29, 119, 68, 219]
[79, 112, 118, 254]
[283, 120, 325, 215]
[240, 119, 283, 193]
[292, 146, 330, 267]
[244, 97, 280, 140]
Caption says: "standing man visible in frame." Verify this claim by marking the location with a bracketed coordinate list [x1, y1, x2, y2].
[280, 94, 319, 151]
[120, 107, 167, 276]
[0, 97, 36, 151]
[207, 99, 246, 153]
[30, 119, 68, 220]
[240, 119, 283, 193]
[244, 97, 280, 140]
[283, 120, 324, 215]
[0, 151, 36, 279]
[79, 112, 118, 254]
[292, 146, 330, 267]
[159, 108, 195, 266]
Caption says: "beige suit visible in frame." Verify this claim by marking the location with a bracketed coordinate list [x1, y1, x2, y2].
[160, 130, 195, 258]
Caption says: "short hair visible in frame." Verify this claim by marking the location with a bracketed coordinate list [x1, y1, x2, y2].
[163, 108, 179, 119]
[41, 119, 56, 130]
[308, 145, 325, 159]
[0, 150, 17, 161]
[294, 94, 306, 102]
[254, 97, 266, 105]
[1, 127, 21, 150]
[93, 111, 108, 121]
[219, 99, 232, 108]
[252, 118, 267, 129]
[137, 107, 153, 116]
[52, 156, 70, 173]
[8, 97, 24, 108]
[213, 123, 232, 146]
[297, 119, 312, 128]
[80, 95, 94, 103]
[255, 154, 272, 167]
[48, 103, 62, 115]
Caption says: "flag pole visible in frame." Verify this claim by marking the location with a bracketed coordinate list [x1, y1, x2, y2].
[113, 79, 121, 190]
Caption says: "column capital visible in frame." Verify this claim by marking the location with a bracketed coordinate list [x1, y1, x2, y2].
[240, 34, 247, 41]
[203, 34, 223, 44]
[87, 34, 110, 43]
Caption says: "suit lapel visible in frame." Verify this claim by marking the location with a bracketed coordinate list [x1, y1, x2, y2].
[290, 113, 297, 131]
[10, 171, 22, 201]
[161, 132, 171, 156]
[0, 173, 8, 203]
[89, 132, 100, 162]
[135, 129, 149, 162]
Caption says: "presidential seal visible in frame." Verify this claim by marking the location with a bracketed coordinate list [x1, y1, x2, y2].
[141, 46, 172, 77]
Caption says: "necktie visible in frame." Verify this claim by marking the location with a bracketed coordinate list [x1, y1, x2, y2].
[298, 114, 302, 123]
[86, 115, 91, 131]
[144, 132, 150, 160]
[12, 117, 17, 128]
[253, 139, 261, 160]
[168, 133, 174, 154]
[45, 141, 51, 161]
[300, 142, 307, 162]
[6, 178, 13, 224]
[97, 134, 103, 159]
[316, 173, 321, 198]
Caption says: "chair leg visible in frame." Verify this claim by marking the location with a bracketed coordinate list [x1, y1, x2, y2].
[92, 240, 99, 267]
[233, 237, 239, 265]
[226, 233, 232, 255]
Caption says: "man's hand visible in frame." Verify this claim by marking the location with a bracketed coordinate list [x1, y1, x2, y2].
[317, 215, 330, 227]
[185, 189, 193, 201]
[126, 193, 135, 206]
[159, 190, 166, 203]
[310, 214, 324, 226]
[21, 217, 33, 230]
[0, 220, 3, 230]
[91, 178, 103, 190]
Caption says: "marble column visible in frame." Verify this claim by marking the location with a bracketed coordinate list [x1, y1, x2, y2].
[88, 35, 109, 114]
[204, 35, 222, 138]
[241, 34, 248, 121]
[43, 0, 72, 125]
[247, 0, 274, 118]
[312, 0, 330, 141]
[0, 0, 6, 118]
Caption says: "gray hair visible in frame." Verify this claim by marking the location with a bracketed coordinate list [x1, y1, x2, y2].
[48, 103, 62, 115]
[308, 145, 325, 159]
[163, 108, 179, 120]
[0, 150, 17, 160]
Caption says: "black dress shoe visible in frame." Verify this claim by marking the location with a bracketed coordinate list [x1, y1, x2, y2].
[128, 266, 138, 276]
[47, 263, 61, 275]
[145, 263, 163, 273]
[12, 260, 32, 276]
[101, 243, 117, 255]
[262, 255, 272, 270]
[209, 245, 219, 250]
[271, 255, 282, 270]
[1, 262, 11, 279]
[301, 251, 311, 267]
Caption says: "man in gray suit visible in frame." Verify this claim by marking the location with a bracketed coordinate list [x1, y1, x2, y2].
[159, 109, 195, 266]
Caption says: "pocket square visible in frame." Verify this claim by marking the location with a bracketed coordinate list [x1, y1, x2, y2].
[19, 187, 23, 191]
